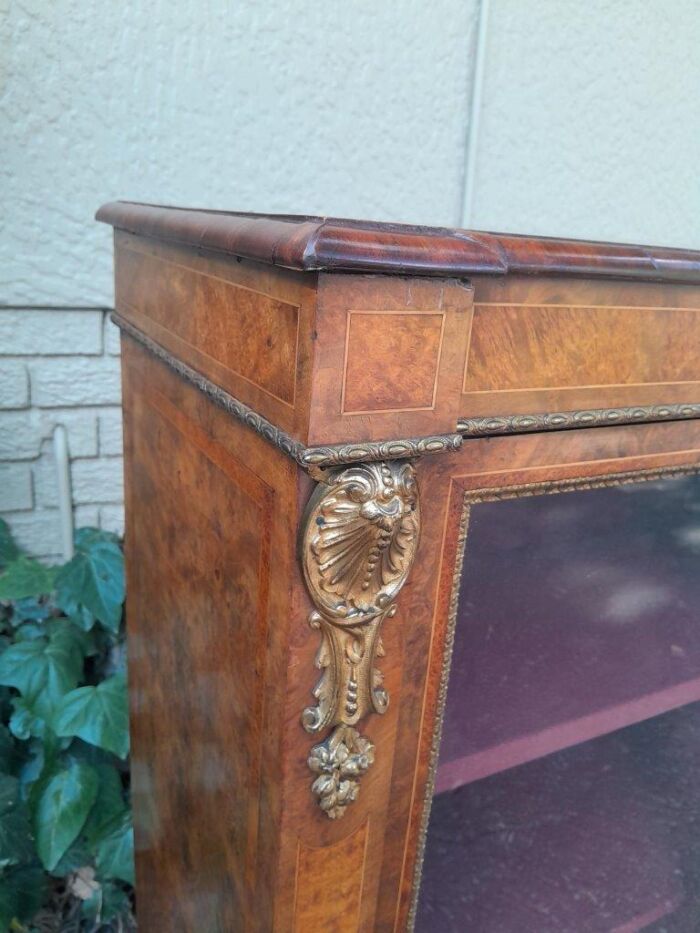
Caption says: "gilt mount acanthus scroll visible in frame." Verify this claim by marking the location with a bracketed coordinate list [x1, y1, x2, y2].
[300, 461, 421, 818]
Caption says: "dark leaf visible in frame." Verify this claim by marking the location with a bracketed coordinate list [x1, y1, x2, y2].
[83, 764, 127, 847]
[11, 596, 50, 624]
[0, 773, 35, 866]
[0, 620, 85, 719]
[49, 835, 92, 877]
[0, 724, 17, 774]
[0, 864, 45, 930]
[63, 738, 115, 771]
[9, 696, 50, 742]
[0, 519, 20, 570]
[13, 621, 47, 642]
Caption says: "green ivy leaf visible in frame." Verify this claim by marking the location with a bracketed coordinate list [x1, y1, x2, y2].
[0, 558, 55, 601]
[53, 674, 129, 759]
[46, 617, 97, 658]
[33, 762, 99, 871]
[0, 519, 20, 570]
[83, 764, 127, 847]
[55, 529, 124, 633]
[66, 602, 96, 632]
[0, 621, 85, 719]
[0, 774, 35, 866]
[95, 811, 134, 885]
[0, 864, 45, 931]
[49, 835, 92, 877]
[13, 622, 47, 642]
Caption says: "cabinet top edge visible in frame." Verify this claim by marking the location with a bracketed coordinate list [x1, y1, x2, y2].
[96, 201, 700, 285]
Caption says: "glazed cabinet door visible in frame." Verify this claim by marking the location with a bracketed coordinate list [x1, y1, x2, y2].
[413, 466, 700, 931]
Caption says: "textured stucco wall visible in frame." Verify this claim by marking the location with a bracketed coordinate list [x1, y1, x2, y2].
[1, 0, 699, 559]
[1, 0, 477, 306]
[472, 0, 700, 246]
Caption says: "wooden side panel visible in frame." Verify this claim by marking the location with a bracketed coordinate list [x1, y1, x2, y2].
[121, 333, 424, 933]
[307, 274, 473, 444]
[462, 277, 700, 417]
[122, 339, 299, 932]
[115, 231, 318, 440]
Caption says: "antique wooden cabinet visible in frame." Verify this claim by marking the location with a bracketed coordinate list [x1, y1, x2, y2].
[97, 202, 700, 932]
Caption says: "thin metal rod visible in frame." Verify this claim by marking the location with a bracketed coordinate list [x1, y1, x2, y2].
[461, 0, 491, 227]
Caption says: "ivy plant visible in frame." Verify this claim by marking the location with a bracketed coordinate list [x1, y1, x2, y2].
[0, 520, 133, 932]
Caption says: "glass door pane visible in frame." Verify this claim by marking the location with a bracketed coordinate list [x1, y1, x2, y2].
[416, 471, 700, 932]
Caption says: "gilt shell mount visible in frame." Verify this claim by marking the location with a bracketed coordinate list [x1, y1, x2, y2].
[301, 461, 420, 621]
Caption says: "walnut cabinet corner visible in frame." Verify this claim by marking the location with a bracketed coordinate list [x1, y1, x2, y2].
[97, 202, 700, 932]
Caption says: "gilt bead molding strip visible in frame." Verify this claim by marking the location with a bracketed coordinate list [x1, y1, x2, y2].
[300, 460, 421, 817]
[457, 403, 700, 437]
[112, 314, 463, 477]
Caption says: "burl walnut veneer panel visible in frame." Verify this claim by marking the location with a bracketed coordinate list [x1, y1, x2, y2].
[118, 242, 300, 404]
[122, 342, 290, 931]
[97, 203, 700, 932]
[342, 312, 445, 413]
[464, 275, 700, 417]
[114, 231, 318, 440]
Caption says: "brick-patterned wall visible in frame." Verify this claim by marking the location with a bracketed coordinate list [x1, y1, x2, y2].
[1, 309, 123, 563]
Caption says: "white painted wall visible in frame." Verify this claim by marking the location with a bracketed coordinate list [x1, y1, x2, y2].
[1, 0, 699, 559]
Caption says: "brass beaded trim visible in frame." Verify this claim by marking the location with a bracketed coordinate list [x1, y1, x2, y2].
[458, 403, 700, 437]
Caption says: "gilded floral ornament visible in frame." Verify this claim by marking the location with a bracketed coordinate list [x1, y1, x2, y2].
[300, 460, 420, 817]
[308, 726, 375, 820]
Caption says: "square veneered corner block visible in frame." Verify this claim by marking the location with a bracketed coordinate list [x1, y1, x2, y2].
[341, 310, 446, 414]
